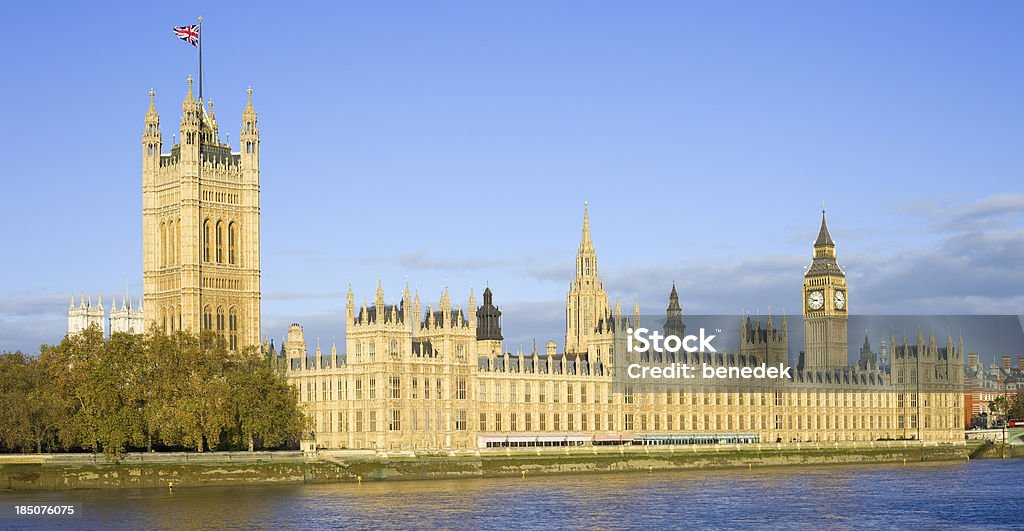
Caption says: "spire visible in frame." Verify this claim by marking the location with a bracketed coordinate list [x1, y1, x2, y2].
[145, 89, 158, 121]
[667, 283, 681, 312]
[69, 293, 75, 310]
[184, 76, 195, 104]
[581, 201, 592, 249]
[815, 208, 835, 247]
[243, 86, 257, 121]
[441, 284, 451, 309]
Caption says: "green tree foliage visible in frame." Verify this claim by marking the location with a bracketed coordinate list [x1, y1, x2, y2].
[0, 352, 61, 452]
[0, 327, 305, 459]
[1009, 391, 1024, 421]
[989, 395, 1009, 421]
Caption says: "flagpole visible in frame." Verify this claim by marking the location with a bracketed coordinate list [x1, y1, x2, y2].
[198, 16, 203, 103]
[196, 16, 204, 334]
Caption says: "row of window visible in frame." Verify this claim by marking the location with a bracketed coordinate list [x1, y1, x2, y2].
[202, 219, 240, 265]
[157, 218, 243, 267]
[305, 377, 468, 402]
[351, 341, 468, 362]
[202, 306, 240, 350]
[309, 409, 962, 435]
[300, 377, 953, 411]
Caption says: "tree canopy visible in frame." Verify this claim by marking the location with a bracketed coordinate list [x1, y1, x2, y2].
[0, 327, 306, 460]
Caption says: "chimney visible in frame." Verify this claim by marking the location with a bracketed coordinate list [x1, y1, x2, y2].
[1003, 355, 1011, 371]
[968, 352, 978, 369]
[1018, 355, 1023, 371]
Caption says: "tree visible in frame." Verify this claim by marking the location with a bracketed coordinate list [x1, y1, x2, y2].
[1009, 391, 1024, 421]
[989, 395, 1010, 425]
[228, 351, 306, 451]
[1, 328, 306, 457]
[0, 352, 34, 451]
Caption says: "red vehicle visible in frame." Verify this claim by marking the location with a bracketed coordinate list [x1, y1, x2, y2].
[1009, 419, 1024, 428]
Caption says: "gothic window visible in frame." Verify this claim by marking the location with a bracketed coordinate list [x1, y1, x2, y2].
[203, 220, 211, 262]
[228, 222, 237, 265]
[215, 221, 224, 263]
[216, 306, 225, 340]
[160, 221, 167, 267]
[229, 308, 238, 350]
[174, 219, 180, 265]
[203, 306, 212, 331]
[390, 339, 398, 359]
[166, 220, 174, 264]
[161, 307, 167, 332]
[167, 220, 174, 265]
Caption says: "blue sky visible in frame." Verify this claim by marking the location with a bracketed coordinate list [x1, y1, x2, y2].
[0, 2, 1021, 359]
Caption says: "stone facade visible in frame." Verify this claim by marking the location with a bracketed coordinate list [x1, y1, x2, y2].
[141, 78, 261, 349]
[284, 208, 965, 450]
[67, 293, 143, 337]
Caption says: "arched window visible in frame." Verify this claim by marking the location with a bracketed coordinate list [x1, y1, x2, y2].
[167, 220, 175, 265]
[229, 308, 238, 350]
[160, 221, 167, 267]
[175, 219, 181, 265]
[215, 221, 224, 263]
[203, 306, 212, 331]
[203, 220, 211, 262]
[216, 306, 225, 340]
[228, 222, 237, 265]
[161, 307, 167, 332]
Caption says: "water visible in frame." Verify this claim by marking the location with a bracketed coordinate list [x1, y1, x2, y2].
[2, 460, 1023, 529]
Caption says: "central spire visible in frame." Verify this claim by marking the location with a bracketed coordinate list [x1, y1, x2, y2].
[581, 201, 592, 249]
[815, 209, 835, 247]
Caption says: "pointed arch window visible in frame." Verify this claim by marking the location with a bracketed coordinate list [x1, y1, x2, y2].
[216, 306, 225, 341]
[203, 306, 213, 331]
[203, 220, 211, 262]
[229, 308, 238, 350]
[160, 221, 167, 267]
[173, 219, 180, 265]
[215, 221, 224, 263]
[167, 220, 173, 265]
[228, 222, 237, 265]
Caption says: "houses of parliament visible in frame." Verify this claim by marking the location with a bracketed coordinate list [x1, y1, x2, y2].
[76, 78, 965, 450]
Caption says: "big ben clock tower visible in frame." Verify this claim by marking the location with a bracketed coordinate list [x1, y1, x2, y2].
[802, 209, 848, 370]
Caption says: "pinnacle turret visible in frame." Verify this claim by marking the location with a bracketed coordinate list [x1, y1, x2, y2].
[815, 209, 835, 247]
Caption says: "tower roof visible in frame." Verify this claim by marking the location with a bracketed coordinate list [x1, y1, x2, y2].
[581, 201, 592, 249]
[667, 283, 681, 312]
[806, 209, 844, 277]
[145, 89, 159, 121]
[815, 209, 835, 247]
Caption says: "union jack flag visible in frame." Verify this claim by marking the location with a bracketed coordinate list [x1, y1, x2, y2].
[173, 24, 200, 47]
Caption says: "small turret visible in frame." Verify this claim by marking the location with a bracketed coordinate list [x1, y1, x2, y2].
[240, 86, 259, 181]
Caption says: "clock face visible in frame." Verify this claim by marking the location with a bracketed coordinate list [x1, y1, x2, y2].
[807, 290, 824, 310]
[834, 291, 846, 310]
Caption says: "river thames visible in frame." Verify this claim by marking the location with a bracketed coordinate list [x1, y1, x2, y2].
[3, 460, 1022, 529]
